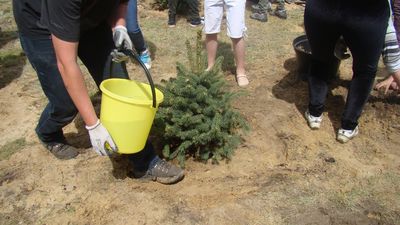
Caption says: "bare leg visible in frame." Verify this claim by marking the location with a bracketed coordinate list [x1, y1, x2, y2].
[232, 37, 248, 86]
[206, 33, 218, 70]
[232, 37, 245, 75]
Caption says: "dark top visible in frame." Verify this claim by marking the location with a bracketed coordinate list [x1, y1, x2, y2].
[13, 0, 128, 42]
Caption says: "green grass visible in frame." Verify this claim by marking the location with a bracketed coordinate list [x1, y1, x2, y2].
[0, 138, 27, 161]
[327, 173, 400, 223]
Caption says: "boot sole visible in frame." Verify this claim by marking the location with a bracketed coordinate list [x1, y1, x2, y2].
[134, 170, 185, 185]
[155, 170, 185, 184]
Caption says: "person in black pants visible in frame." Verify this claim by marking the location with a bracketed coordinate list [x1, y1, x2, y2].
[303, 0, 390, 143]
[13, 0, 184, 184]
[168, 0, 202, 27]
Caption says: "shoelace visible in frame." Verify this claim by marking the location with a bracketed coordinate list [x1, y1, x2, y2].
[152, 160, 171, 174]
[50, 143, 67, 151]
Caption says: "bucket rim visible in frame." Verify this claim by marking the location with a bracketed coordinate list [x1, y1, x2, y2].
[293, 35, 311, 53]
[100, 78, 164, 106]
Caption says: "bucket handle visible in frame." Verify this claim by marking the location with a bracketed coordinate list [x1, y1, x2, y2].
[110, 49, 157, 108]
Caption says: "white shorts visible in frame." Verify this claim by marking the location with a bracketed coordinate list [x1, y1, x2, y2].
[204, 0, 247, 38]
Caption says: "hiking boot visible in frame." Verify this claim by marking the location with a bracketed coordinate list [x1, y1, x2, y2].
[305, 110, 322, 130]
[133, 158, 184, 184]
[43, 142, 79, 160]
[273, 9, 287, 19]
[250, 12, 268, 22]
[168, 15, 176, 28]
[139, 49, 152, 69]
[337, 126, 359, 143]
[251, 2, 272, 13]
[189, 18, 203, 27]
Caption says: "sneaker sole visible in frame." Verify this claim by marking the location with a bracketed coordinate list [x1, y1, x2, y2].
[337, 135, 352, 143]
[42, 142, 79, 160]
[155, 170, 185, 184]
[249, 16, 268, 22]
[337, 129, 359, 143]
[168, 24, 176, 28]
[309, 124, 320, 130]
[337, 132, 358, 143]
[49, 151, 79, 160]
[189, 24, 201, 28]
[134, 170, 185, 185]
[305, 111, 322, 130]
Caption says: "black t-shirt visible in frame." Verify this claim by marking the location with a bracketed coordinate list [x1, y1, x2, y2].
[13, 0, 127, 42]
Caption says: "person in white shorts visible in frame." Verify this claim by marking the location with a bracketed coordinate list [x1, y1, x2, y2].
[204, 0, 249, 87]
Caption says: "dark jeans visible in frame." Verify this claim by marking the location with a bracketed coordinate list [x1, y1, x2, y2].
[19, 22, 156, 169]
[168, 0, 200, 21]
[126, 0, 147, 54]
[304, 0, 389, 130]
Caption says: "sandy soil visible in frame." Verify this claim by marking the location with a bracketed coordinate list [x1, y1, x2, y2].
[1, 2, 400, 225]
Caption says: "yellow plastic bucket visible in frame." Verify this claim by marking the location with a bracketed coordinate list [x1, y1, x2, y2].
[99, 78, 164, 154]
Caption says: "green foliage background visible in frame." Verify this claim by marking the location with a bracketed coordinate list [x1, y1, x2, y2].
[153, 31, 249, 167]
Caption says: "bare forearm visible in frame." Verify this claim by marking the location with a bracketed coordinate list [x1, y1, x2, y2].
[111, 2, 128, 28]
[51, 34, 98, 127]
[58, 63, 98, 126]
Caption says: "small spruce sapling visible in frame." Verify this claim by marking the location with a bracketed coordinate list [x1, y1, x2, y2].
[154, 30, 249, 167]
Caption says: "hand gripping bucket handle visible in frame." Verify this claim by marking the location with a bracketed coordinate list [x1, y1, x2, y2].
[110, 49, 157, 108]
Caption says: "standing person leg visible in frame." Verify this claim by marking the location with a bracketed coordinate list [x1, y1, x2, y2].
[226, 0, 248, 86]
[253, 0, 272, 13]
[250, 0, 269, 22]
[304, 0, 341, 129]
[126, 0, 152, 69]
[19, 36, 79, 160]
[204, 0, 223, 70]
[232, 38, 248, 86]
[338, 2, 389, 142]
[168, 0, 179, 27]
[206, 34, 218, 70]
[187, 0, 202, 26]
[273, 0, 287, 19]
[231, 37, 248, 86]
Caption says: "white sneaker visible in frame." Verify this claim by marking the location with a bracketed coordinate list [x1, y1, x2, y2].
[305, 110, 323, 130]
[337, 126, 359, 143]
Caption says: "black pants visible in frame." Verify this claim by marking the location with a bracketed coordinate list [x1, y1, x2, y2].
[304, 0, 389, 130]
[168, 0, 200, 21]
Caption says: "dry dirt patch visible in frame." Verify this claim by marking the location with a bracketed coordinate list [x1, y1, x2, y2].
[0, 2, 399, 225]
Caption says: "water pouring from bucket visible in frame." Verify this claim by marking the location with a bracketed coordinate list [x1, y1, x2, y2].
[99, 49, 163, 154]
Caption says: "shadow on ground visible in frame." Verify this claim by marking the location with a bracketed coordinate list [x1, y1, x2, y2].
[0, 30, 17, 49]
[0, 31, 25, 89]
[272, 57, 351, 130]
[0, 53, 26, 89]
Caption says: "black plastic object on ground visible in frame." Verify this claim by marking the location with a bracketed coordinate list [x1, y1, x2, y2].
[293, 34, 341, 82]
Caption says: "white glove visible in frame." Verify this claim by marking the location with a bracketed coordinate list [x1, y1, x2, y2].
[86, 120, 118, 156]
[113, 25, 133, 50]
[110, 49, 129, 63]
